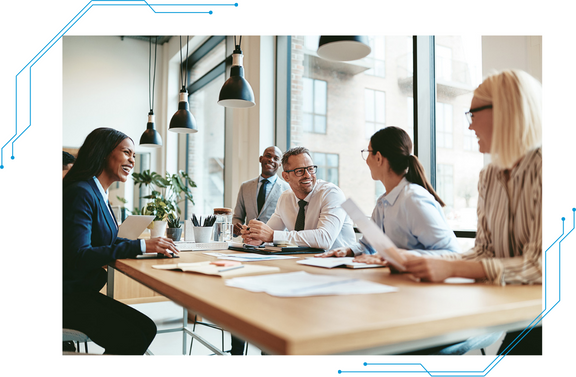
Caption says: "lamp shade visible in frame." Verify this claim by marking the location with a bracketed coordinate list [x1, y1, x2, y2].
[317, 36, 371, 61]
[139, 112, 162, 148]
[217, 51, 255, 108]
[169, 90, 198, 133]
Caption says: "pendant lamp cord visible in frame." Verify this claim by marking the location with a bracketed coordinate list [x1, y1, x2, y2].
[233, 35, 242, 49]
[179, 35, 190, 92]
[149, 37, 158, 112]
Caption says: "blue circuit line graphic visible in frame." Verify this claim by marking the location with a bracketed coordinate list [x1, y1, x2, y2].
[0, 0, 239, 169]
[337, 208, 575, 376]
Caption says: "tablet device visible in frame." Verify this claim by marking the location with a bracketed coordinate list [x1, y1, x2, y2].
[118, 215, 155, 240]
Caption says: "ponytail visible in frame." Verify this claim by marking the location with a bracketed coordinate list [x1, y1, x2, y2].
[370, 126, 446, 207]
[406, 155, 445, 207]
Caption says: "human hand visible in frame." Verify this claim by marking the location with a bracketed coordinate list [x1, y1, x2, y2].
[144, 237, 179, 258]
[353, 253, 387, 265]
[233, 222, 243, 237]
[242, 219, 274, 244]
[315, 247, 351, 258]
[403, 254, 454, 282]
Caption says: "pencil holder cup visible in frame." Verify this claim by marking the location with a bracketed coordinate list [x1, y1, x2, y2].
[193, 226, 213, 243]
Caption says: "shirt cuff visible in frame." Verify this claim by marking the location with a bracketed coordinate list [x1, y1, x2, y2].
[140, 239, 146, 253]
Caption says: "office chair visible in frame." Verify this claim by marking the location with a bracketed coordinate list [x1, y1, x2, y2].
[63, 328, 90, 353]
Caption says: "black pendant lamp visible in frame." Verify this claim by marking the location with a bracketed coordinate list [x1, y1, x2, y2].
[217, 36, 255, 108]
[169, 36, 198, 133]
[317, 36, 371, 62]
[140, 37, 163, 147]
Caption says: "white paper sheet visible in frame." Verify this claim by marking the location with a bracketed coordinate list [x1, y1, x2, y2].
[203, 252, 297, 261]
[224, 271, 398, 297]
[297, 257, 384, 269]
[341, 198, 407, 271]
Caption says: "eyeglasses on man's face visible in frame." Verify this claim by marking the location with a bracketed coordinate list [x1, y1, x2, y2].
[361, 149, 373, 161]
[284, 165, 318, 177]
[465, 104, 493, 125]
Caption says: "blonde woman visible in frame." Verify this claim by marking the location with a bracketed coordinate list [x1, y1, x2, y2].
[365, 69, 542, 355]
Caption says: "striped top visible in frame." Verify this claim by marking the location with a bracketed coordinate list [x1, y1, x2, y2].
[444, 147, 542, 285]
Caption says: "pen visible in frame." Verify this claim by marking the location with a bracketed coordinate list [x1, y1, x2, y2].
[218, 265, 245, 272]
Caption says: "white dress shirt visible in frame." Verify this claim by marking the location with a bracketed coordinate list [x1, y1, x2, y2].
[267, 179, 356, 250]
[349, 177, 460, 256]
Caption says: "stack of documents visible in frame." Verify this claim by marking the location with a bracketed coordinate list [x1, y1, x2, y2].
[152, 261, 280, 278]
[297, 257, 386, 269]
[225, 271, 398, 297]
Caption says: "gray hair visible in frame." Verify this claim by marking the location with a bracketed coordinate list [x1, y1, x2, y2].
[281, 146, 311, 169]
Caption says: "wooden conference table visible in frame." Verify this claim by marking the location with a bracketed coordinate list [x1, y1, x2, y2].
[107, 250, 542, 355]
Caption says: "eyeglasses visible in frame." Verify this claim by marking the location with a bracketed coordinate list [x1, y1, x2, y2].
[465, 104, 493, 125]
[361, 149, 373, 160]
[284, 165, 317, 177]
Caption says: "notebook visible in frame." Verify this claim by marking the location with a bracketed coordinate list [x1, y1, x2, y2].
[152, 261, 280, 278]
[228, 243, 325, 255]
[117, 215, 155, 239]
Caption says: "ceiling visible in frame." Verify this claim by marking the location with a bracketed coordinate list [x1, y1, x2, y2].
[120, 36, 173, 45]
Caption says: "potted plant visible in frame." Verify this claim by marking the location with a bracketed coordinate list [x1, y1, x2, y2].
[166, 212, 182, 241]
[132, 169, 196, 238]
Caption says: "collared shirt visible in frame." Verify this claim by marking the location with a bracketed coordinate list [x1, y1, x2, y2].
[257, 174, 278, 202]
[443, 148, 542, 285]
[92, 176, 145, 252]
[267, 179, 356, 250]
[350, 177, 460, 256]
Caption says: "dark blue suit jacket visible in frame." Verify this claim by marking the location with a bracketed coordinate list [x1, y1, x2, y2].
[63, 178, 141, 294]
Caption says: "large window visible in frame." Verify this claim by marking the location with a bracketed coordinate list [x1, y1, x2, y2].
[286, 35, 485, 233]
[289, 36, 413, 215]
[185, 37, 226, 218]
[435, 36, 484, 231]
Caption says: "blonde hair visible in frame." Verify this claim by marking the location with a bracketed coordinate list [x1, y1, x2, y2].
[474, 69, 542, 168]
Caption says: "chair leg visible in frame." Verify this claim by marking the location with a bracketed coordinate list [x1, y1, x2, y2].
[480, 348, 486, 355]
[188, 315, 198, 355]
[84, 342, 89, 353]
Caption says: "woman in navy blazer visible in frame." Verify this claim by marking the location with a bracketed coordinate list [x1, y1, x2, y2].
[63, 127, 179, 354]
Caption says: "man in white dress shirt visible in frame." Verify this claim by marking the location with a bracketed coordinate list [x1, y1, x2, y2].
[242, 146, 355, 251]
[232, 146, 290, 236]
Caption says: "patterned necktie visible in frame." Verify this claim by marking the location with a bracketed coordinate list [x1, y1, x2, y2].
[257, 179, 269, 214]
[294, 199, 307, 231]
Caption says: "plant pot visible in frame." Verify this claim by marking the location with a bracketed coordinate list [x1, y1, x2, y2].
[166, 227, 182, 241]
[193, 226, 213, 243]
[149, 220, 167, 238]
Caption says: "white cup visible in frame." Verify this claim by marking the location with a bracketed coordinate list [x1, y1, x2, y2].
[193, 226, 213, 243]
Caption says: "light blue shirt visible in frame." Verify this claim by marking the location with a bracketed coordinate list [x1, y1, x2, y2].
[257, 174, 278, 201]
[350, 177, 460, 256]
[92, 177, 146, 252]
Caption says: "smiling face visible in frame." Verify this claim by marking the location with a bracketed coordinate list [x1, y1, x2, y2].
[100, 138, 135, 188]
[282, 152, 316, 200]
[468, 96, 494, 154]
[259, 146, 282, 178]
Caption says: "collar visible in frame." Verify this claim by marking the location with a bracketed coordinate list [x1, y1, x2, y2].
[382, 177, 409, 206]
[260, 174, 278, 185]
[92, 176, 109, 203]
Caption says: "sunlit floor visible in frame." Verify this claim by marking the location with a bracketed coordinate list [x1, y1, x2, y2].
[71, 300, 504, 356]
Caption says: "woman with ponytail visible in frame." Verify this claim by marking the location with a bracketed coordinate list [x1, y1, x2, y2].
[318, 126, 459, 259]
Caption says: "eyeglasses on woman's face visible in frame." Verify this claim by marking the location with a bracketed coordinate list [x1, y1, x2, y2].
[465, 104, 493, 125]
[284, 165, 318, 177]
[361, 149, 373, 161]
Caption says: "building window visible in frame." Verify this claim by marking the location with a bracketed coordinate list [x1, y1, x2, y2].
[436, 102, 453, 149]
[365, 36, 385, 78]
[303, 77, 327, 134]
[365, 89, 386, 139]
[312, 152, 339, 186]
[437, 164, 454, 208]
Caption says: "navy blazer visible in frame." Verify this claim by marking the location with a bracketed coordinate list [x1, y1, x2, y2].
[63, 178, 141, 294]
